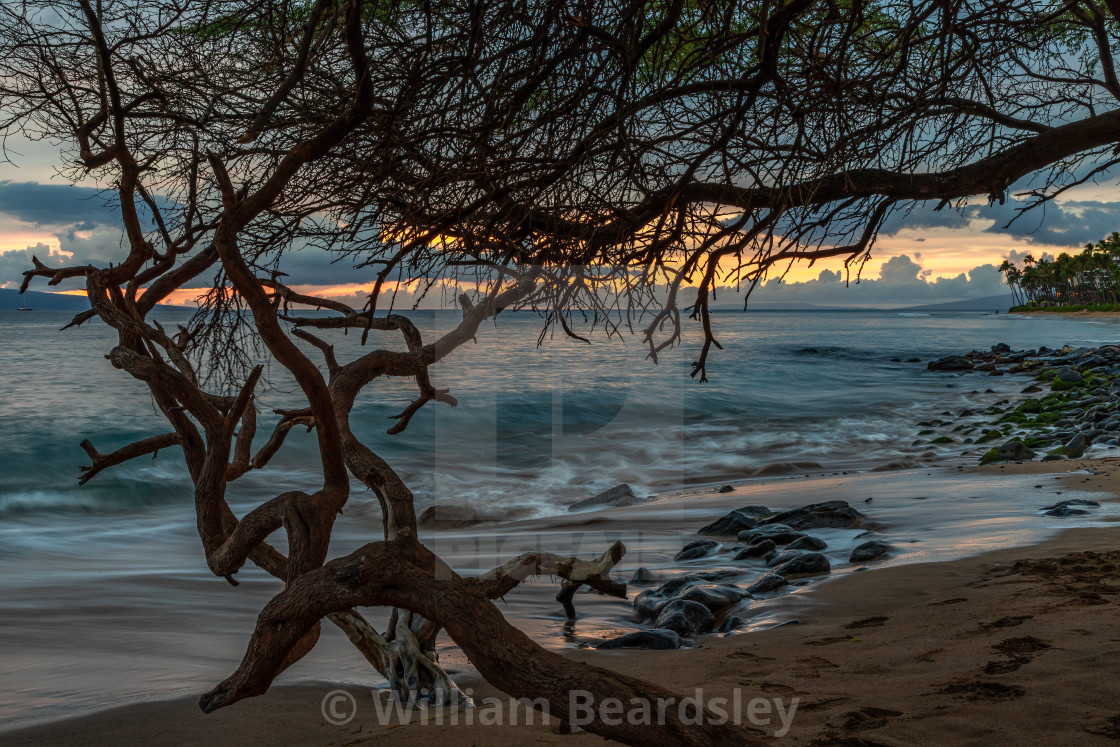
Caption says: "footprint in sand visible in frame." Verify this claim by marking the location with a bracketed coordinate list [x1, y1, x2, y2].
[726, 650, 776, 662]
[927, 597, 968, 606]
[845, 616, 889, 629]
[790, 656, 840, 678]
[796, 696, 855, 713]
[1085, 714, 1120, 739]
[805, 635, 860, 646]
[938, 680, 1026, 700]
[834, 706, 904, 731]
[974, 615, 1034, 633]
[984, 636, 1052, 674]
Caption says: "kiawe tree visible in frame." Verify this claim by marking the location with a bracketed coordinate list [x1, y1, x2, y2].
[2, 0, 1119, 743]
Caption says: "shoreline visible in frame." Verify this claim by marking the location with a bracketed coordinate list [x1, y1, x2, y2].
[6, 457, 1120, 745]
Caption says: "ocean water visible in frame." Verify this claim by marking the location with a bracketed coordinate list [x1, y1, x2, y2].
[1, 308, 1119, 730]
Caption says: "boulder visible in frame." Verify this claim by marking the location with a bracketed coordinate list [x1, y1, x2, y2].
[654, 599, 716, 636]
[734, 539, 777, 561]
[674, 539, 719, 561]
[1041, 498, 1100, 510]
[718, 617, 742, 633]
[634, 578, 746, 620]
[1056, 366, 1083, 384]
[717, 485, 734, 493]
[787, 535, 828, 551]
[767, 549, 803, 567]
[698, 506, 772, 536]
[747, 573, 788, 594]
[674, 583, 748, 614]
[850, 540, 892, 563]
[997, 439, 1035, 462]
[761, 500, 865, 530]
[928, 356, 974, 371]
[567, 484, 653, 512]
[771, 552, 831, 578]
[1050, 433, 1087, 459]
[1044, 506, 1089, 517]
[738, 524, 806, 545]
[991, 343, 1011, 353]
[598, 629, 682, 650]
[629, 567, 657, 585]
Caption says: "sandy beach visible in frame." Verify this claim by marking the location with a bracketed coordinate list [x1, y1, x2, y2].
[4, 456, 1119, 746]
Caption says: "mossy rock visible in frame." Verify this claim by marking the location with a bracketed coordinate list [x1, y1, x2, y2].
[1023, 436, 1053, 448]
[928, 436, 954, 444]
[918, 429, 935, 436]
[976, 429, 1002, 443]
[1051, 378, 1079, 392]
[1016, 398, 1043, 414]
[1034, 412, 1061, 425]
[998, 412, 1029, 424]
[979, 447, 1001, 465]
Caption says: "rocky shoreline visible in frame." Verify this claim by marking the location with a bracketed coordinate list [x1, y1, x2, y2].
[926, 342, 1120, 468]
[589, 340, 1120, 653]
[594, 498, 882, 650]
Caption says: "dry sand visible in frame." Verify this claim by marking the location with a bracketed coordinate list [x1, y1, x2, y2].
[7, 459, 1120, 746]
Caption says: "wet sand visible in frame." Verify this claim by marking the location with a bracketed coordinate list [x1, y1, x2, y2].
[6, 458, 1120, 745]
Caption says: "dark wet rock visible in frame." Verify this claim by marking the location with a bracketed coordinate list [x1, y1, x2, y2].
[697, 506, 771, 536]
[762, 500, 865, 530]
[992, 343, 1011, 353]
[1056, 366, 1084, 384]
[787, 535, 828, 551]
[1021, 384, 1043, 394]
[629, 567, 657, 585]
[1041, 454, 1067, 462]
[718, 616, 742, 633]
[598, 629, 682, 650]
[850, 540, 893, 563]
[567, 484, 653, 512]
[717, 485, 734, 493]
[998, 438, 1035, 462]
[738, 524, 807, 545]
[733, 539, 777, 561]
[747, 573, 788, 594]
[1044, 506, 1090, 517]
[771, 552, 831, 578]
[675, 583, 748, 615]
[654, 599, 716, 636]
[929, 356, 974, 371]
[1051, 433, 1087, 459]
[634, 578, 746, 619]
[674, 539, 719, 561]
[1041, 498, 1100, 510]
[767, 549, 804, 567]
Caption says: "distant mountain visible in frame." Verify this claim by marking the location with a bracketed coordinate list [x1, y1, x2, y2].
[0, 288, 190, 312]
[893, 294, 1014, 312]
[713, 301, 881, 312]
[0, 288, 92, 311]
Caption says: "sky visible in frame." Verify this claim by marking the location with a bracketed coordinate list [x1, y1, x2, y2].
[2, 136, 1119, 309]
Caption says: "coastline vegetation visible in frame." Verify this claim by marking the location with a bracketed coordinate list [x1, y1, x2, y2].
[1000, 233, 1120, 309]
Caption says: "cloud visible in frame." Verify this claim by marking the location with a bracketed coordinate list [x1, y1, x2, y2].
[0, 225, 125, 290]
[0, 181, 120, 227]
[882, 197, 1120, 248]
[738, 255, 1008, 307]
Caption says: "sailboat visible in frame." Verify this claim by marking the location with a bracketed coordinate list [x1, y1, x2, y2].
[16, 301, 31, 311]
